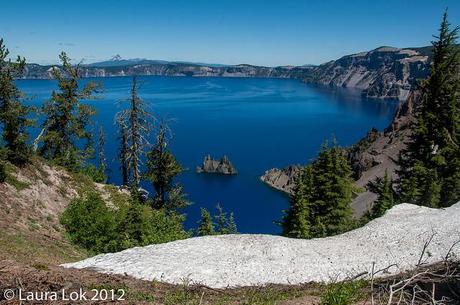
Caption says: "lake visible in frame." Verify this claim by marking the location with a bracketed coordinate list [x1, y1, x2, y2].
[17, 76, 398, 234]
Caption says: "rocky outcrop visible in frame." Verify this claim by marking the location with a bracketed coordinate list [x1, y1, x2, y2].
[260, 91, 423, 215]
[304, 47, 430, 100]
[260, 165, 301, 193]
[348, 90, 421, 182]
[196, 155, 237, 175]
[347, 128, 383, 180]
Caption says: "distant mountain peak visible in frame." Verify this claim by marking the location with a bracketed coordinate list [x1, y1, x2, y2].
[110, 54, 123, 61]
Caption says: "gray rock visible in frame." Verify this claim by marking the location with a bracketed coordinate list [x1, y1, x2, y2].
[260, 165, 301, 194]
[196, 155, 237, 175]
[304, 46, 430, 101]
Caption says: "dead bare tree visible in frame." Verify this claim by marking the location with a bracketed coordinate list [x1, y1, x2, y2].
[370, 237, 460, 305]
[116, 76, 153, 192]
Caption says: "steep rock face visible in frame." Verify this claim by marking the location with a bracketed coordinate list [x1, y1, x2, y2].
[348, 91, 421, 182]
[22, 63, 313, 80]
[349, 91, 421, 215]
[261, 91, 423, 215]
[305, 47, 430, 100]
[260, 165, 301, 193]
[196, 155, 237, 175]
[347, 128, 381, 180]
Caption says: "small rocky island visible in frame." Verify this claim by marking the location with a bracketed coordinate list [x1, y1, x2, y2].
[196, 155, 237, 175]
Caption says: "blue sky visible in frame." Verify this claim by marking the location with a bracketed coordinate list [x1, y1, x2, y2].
[1, 0, 459, 66]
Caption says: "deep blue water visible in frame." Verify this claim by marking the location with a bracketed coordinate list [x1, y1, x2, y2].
[17, 76, 398, 234]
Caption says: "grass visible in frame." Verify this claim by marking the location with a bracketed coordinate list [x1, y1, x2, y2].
[103, 184, 131, 207]
[3, 162, 30, 191]
[83, 281, 323, 305]
[32, 263, 50, 271]
[0, 229, 87, 265]
[69, 170, 98, 194]
[320, 280, 368, 305]
[161, 284, 320, 305]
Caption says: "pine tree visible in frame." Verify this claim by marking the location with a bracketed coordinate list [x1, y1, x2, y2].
[280, 140, 354, 239]
[98, 126, 107, 181]
[227, 212, 238, 234]
[215, 203, 228, 234]
[39, 52, 99, 170]
[211, 203, 238, 234]
[165, 185, 191, 212]
[145, 123, 183, 209]
[117, 116, 130, 186]
[311, 141, 354, 237]
[282, 166, 312, 239]
[119, 201, 145, 248]
[197, 208, 215, 236]
[0, 39, 32, 166]
[398, 11, 460, 207]
[117, 76, 152, 192]
[368, 170, 394, 218]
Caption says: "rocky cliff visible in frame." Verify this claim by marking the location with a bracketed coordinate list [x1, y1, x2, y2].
[196, 155, 238, 175]
[261, 91, 422, 216]
[21, 46, 434, 101]
[22, 62, 313, 80]
[304, 46, 430, 100]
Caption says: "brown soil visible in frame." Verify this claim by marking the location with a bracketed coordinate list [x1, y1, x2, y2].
[0, 260, 324, 305]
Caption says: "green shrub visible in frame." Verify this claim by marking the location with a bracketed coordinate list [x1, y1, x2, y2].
[61, 191, 190, 254]
[79, 164, 107, 183]
[60, 192, 119, 254]
[320, 280, 367, 305]
[118, 202, 190, 249]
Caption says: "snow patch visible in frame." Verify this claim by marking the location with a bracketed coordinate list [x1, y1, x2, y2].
[63, 202, 460, 288]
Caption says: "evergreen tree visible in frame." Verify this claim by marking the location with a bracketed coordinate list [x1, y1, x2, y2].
[119, 201, 145, 248]
[165, 185, 191, 212]
[282, 166, 312, 238]
[398, 11, 460, 207]
[311, 141, 354, 237]
[98, 126, 107, 181]
[227, 212, 238, 234]
[0, 39, 32, 166]
[281, 140, 354, 239]
[368, 170, 394, 218]
[145, 123, 183, 209]
[215, 203, 228, 234]
[117, 76, 152, 191]
[39, 52, 99, 170]
[117, 116, 130, 186]
[213, 203, 238, 234]
[197, 208, 215, 236]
